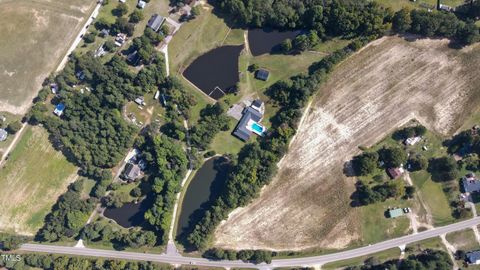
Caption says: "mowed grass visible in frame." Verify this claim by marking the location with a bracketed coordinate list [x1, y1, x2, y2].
[446, 229, 480, 251]
[374, 0, 465, 11]
[411, 170, 455, 226]
[0, 0, 95, 114]
[0, 126, 77, 234]
[322, 248, 400, 270]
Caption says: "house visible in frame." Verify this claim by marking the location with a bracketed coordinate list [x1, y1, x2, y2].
[466, 250, 480, 264]
[255, 69, 270, 81]
[251, 99, 265, 115]
[76, 71, 85, 81]
[123, 163, 142, 182]
[439, 4, 454, 12]
[135, 97, 146, 106]
[387, 167, 404, 179]
[53, 103, 65, 117]
[100, 28, 110, 37]
[119, 0, 126, 3]
[462, 173, 480, 193]
[233, 106, 266, 141]
[115, 33, 127, 46]
[94, 44, 106, 58]
[137, 0, 146, 9]
[127, 50, 140, 65]
[388, 208, 404, 218]
[0, 129, 7, 142]
[404, 136, 421, 146]
[50, 83, 59, 94]
[147, 14, 165, 32]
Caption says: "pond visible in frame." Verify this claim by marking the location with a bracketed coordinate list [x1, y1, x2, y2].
[183, 45, 243, 100]
[176, 156, 229, 237]
[103, 198, 150, 228]
[248, 28, 301, 56]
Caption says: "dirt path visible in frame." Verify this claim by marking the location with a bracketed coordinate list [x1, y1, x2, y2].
[214, 36, 480, 251]
[404, 172, 434, 230]
[440, 234, 459, 270]
[0, 122, 27, 166]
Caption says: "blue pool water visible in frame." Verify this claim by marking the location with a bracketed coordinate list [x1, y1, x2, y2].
[251, 122, 264, 133]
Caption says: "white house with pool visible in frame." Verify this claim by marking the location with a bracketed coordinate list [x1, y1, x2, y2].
[233, 99, 267, 141]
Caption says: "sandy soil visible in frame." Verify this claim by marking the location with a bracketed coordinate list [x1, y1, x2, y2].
[214, 36, 480, 251]
[0, 0, 93, 115]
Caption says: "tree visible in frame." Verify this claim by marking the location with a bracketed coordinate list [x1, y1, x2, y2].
[6, 121, 22, 134]
[83, 32, 96, 43]
[280, 38, 293, 53]
[405, 186, 416, 199]
[104, 40, 116, 52]
[408, 154, 428, 171]
[392, 8, 412, 33]
[379, 146, 407, 168]
[129, 10, 144, 23]
[248, 64, 259, 72]
[191, 6, 201, 18]
[353, 152, 379, 176]
[428, 156, 459, 182]
[114, 3, 129, 17]
[293, 34, 310, 51]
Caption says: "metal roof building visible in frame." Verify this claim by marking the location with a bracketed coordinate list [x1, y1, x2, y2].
[388, 208, 404, 218]
[147, 14, 165, 32]
[0, 129, 7, 142]
[255, 69, 270, 81]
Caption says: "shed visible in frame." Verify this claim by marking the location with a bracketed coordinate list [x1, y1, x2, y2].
[388, 208, 404, 218]
[147, 14, 165, 32]
[137, 0, 146, 9]
[0, 129, 7, 142]
[54, 103, 65, 117]
[466, 250, 480, 264]
[387, 167, 404, 179]
[255, 69, 270, 81]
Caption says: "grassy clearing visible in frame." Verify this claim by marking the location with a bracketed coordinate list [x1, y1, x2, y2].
[0, 126, 77, 234]
[407, 237, 446, 253]
[446, 228, 480, 251]
[210, 119, 245, 155]
[322, 248, 401, 270]
[0, 0, 95, 114]
[374, 0, 465, 11]
[360, 200, 412, 244]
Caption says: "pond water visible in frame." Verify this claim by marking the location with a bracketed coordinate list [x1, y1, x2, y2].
[176, 157, 229, 237]
[183, 45, 243, 100]
[103, 199, 149, 228]
[248, 28, 301, 56]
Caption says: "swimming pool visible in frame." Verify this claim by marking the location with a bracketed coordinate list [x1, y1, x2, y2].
[251, 122, 265, 135]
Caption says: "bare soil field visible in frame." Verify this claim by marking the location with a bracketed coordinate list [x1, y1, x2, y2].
[0, 0, 94, 115]
[214, 36, 480, 251]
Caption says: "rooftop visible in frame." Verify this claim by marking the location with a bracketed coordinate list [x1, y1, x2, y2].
[233, 107, 263, 141]
[255, 69, 270, 81]
[147, 14, 165, 32]
[388, 208, 404, 218]
[467, 250, 480, 264]
[123, 163, 142, 181]
[462, 174, 480, 193]
[0, 129, 7, 142]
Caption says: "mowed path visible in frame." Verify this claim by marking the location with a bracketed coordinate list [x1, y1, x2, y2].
[214, 36, 480, 251]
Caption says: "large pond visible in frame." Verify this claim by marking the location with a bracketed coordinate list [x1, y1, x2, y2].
[103, 198, 150, 228]
[248, 28, 301, 56]
[183, 45, 243, 100]
[176, 157, 229, 237]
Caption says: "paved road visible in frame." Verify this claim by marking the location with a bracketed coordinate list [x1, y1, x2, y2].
[19, 217, 480, 269]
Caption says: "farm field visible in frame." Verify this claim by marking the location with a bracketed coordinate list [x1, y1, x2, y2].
[0, 0, 95, 115]
[0, 126, 77, 234]
[213, 36, 480, 251]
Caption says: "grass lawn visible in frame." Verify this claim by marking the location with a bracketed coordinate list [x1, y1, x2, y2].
[374, 0, 465, 11]
[410, 170, 456, 226]
[210, 119, 245, 155]
[0, 125, 78, 234]
[322, 248, 401, 270]
[407, 237, 446, 253]
[446, 228, 480, 251]
[360, 199, 412, 245]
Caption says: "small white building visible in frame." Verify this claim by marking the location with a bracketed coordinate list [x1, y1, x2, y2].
[404, 136, 421, 146]
[137, 0, 146, 9]
[0, 129, 7, 142]
[135, 97, 146, 106]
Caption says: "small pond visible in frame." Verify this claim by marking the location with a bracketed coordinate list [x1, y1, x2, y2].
[176, 156, 229, 237]
[103, 198, 150, 228]
[248, 28, 301, 56]
[183, 45, 243, 100]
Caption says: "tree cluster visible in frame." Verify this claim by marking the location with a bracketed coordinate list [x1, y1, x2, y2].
[392, 125, 427, 141]
[392, 8, 480, 45]
[427, 156, 459, 182]
[190, 103, 231, 150]
[205, 248, 274, 264]
[352, 146, 408, 176]
[0, 233, 31, 251]
[1, 253, 172, 270]
[355, 180, 405, 206]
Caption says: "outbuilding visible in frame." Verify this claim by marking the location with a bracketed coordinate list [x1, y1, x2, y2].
[255, 69, 270, 81]
[466, 250, 480, 264]
[54, 103, 65, 117]
[388, 208, 404, 218]
[137, 0, 146, 9]
[147, 14, 165, 32]
[0, 129, 7, 142]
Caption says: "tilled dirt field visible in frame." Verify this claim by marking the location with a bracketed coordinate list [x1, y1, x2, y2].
[214, 36, 480, 251]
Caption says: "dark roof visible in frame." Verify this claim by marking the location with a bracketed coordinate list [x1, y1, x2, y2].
[56, 103, 65, 111]
[255, 69, 270, 81]
[252, 99, 263, 108]
[233, 107, 263, 141]
[147, 14, 165, 32]
[124, 163, 141, 180]
[462, 177, 480, 193]
[467, 251, 480, 264]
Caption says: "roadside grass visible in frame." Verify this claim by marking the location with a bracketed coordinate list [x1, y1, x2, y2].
[406, 237, 446, 253]
[0, 0, 95, 114]
[360, 199, 412, 245]
[374, 0, 465, 11]
[0, 125, 77, 234]
[446, 228, 480, 251]
[322, 248, 401, 270]
[0, 112, 23, 155]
